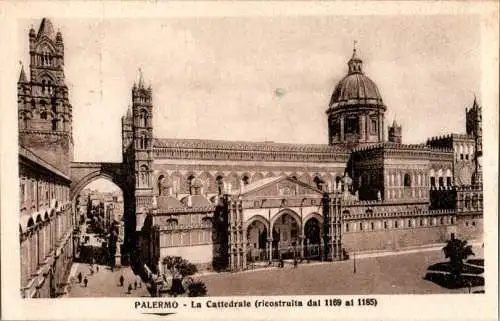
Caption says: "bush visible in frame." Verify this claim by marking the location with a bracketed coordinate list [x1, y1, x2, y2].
[188, 281, 207, 297]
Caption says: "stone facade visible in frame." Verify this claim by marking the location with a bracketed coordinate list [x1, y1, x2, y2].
[18, 19, 74, 298]
[130, 48, 483, 273]
[19, 147, 73, 298]
[18, 19, 483, 277]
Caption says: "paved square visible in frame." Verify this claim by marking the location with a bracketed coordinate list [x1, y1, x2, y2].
[198, 247, 484, 296]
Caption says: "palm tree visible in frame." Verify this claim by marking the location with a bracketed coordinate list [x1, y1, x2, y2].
[443, 234, 475, 278]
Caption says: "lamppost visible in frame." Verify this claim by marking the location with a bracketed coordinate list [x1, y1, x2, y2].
[353, 251, 356, 273]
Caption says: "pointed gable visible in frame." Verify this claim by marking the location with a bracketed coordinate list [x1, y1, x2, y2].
[240, 176, 323, 198]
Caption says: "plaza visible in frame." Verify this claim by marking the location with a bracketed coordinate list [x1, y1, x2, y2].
[197, 246, 484, 296]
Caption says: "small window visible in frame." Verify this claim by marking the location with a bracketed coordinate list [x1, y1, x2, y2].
[472, 221, 476, 226]
[359, 222, 363, 231]
[370, 222, 374, 230]
[395, 220, 399, 228]
[408, 219, 412, 227]
[465, 221, 469, 227]
[40, 111, 47, 120]
[384, 221, 388, 229]
[465, 154, 469, 160]
[404, 174, 411, 187]
[430, 177, 436, 188]
[419, 219, 423, 226]
[460, 154, 464, 160]
[345, 223, 349, 232]
[440, 217, 444, 225]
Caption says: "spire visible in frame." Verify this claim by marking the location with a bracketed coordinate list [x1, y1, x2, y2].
[472, 94, 479, 109]
[138, 68, 144, 89]
[18, 62, 27, 83]
[37, 18, 55, 39]
[392, 117, 398, 128]
[348, 40, 363, 74]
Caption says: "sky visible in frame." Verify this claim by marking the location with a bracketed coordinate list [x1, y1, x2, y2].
[18, 15, 482, 166]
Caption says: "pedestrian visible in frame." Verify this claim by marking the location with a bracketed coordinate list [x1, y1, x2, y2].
[134, 281, 137, 290]
[77, 272, 82, 284]
[83, 276, 88, 288]
[90, 267, 94, 276]
[293, 258, 298, 269]
[119, 275, 124, 287]
[128, 283, 132, 294]
[139, 281, 142, 288]
[96, 266, 99, 273]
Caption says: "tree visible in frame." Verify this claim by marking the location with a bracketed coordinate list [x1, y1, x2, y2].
[187, 281, 207, 297]
[443, 235, 475, 278]
[162, 256, 198, 296]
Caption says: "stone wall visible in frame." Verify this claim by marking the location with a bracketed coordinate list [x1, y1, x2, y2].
[343, 225, 455, 253]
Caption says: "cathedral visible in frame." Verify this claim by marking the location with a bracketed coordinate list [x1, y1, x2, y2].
[18, 19, 484, 294]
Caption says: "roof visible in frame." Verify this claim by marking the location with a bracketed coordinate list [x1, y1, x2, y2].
[329, 73, 384, 108]
[19, 146, 70, 181]
[153, 138, 344, 154]
[240, 176, 284, 194]
[156, 196, 183, 210]
[240, 175, 323, 196]
[180, 195, 212, 208]
[37, 18, 55, 39]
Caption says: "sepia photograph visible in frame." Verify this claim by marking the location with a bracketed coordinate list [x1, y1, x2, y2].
[1, 1, 498, 320]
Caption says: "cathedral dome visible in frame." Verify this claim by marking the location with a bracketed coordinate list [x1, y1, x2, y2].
[329, 48, 384, 109]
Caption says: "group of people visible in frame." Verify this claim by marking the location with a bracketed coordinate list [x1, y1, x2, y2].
[77, 262, 99, 288]
[119, 275, 142, 294]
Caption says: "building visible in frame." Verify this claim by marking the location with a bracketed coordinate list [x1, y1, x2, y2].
[17, 19, 484, 286]
[129, 48, 483, 272]
[18, 18, 74, 298]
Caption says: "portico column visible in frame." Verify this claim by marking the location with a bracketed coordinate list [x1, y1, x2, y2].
[299, 234, 305, 259]
[340, 116, 345, 142]
[267, 237, 273, 263]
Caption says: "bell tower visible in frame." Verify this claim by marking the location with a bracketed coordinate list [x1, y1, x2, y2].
[467, 97, 482, 186]
[131, 70, 155, 217]
[18, 18, 73, 174]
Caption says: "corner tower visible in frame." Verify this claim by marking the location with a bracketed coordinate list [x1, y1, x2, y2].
[326, 45, 386, 149]
[18, 18, 73, 174]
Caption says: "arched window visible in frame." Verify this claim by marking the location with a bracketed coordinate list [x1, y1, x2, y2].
[313, 176, 323, 190]
[140, 165, 149, 186]
[335, 176, 342, 190]
[242, 176, 250, 185]
[187, 175, 195, 195]
[216, 176, 224, 194]
[157, 175, 165, 195]
[166, 218, 178, 228]
[404, 174, 411, 187]
[438, 177, 444, 189]
[140, 109, 149, 127]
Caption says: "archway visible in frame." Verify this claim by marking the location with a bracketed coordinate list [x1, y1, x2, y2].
[73, 177, 125, 267]
[304, 218, 322, 260]
[246, 219, 268, 263]
[271, 211, 300, 260]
